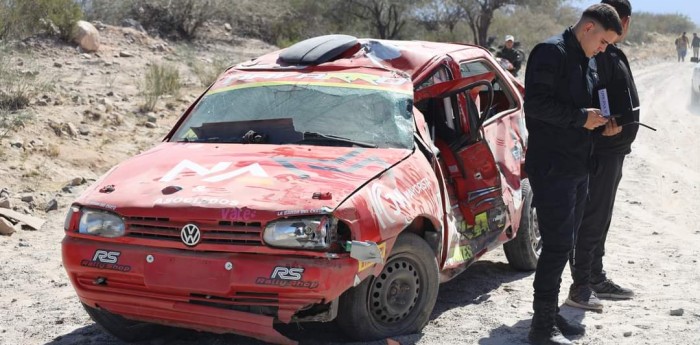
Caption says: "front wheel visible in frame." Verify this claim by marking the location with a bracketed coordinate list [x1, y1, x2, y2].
[336, 232, 439, 340]
[503, 179, 540, 271]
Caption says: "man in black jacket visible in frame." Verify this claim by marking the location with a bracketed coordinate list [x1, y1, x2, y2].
[497, 35, 524, 76]
[567, 0, 638, 312]
[524, 4, 621, 345]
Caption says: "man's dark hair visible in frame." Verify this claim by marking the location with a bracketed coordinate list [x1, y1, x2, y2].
[601, 0, 631, 19]
[583, 3, 623, 35]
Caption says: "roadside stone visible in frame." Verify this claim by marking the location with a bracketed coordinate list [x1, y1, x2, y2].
[73, 21, 100, 52]
[0, 189, 9, 198]
[47, 120, 63, 136]
[0, 217, 15, 235]
[595, 325, 603, 330]
[119, 51, 134, 58]
[53, 62, 63, 68]
[10, 141, 22, 148]
[70, 177, 86, 186]
[65, 123, 78, 137]
[18, 241, 31, 247]
[36, 100, 48, 106]
[670, 308, 684, 316]
[623, 331, 632, 337]
[0, 197, 11, 209]
[146, 113, 157, 123]
[81, 53, 91, 59]
[45, 199, 58, 212]
[62, 186, 73, 193]
[20, 194, 34, 203]
[224, 23, 232, 31]
[144, 122, 157, 129]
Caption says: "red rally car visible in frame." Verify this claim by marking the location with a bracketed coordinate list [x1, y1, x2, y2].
[62, 35, 540, 344]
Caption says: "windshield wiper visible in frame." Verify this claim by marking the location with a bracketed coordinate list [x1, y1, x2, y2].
[298, 132, 378, 148]
[177, 137, 242, 143]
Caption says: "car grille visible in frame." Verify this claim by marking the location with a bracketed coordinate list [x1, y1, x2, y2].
[125, 216, 264, 246]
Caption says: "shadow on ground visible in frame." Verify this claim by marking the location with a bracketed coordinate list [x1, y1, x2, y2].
[46, 260, 533, 345]
[474, 304, 587, 345]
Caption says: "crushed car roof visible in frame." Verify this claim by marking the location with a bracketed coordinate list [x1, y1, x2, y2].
[235, 35, 493, 80]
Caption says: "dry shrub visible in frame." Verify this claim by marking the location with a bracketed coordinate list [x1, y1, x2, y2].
[46, 143, 60, 157]
[192, 57, 230, 86]
[140, 62, 180, 112]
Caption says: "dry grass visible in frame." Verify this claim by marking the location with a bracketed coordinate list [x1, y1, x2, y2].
[139, 62, 181, 112]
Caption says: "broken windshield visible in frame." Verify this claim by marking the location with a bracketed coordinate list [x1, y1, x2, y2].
[171, 84, 414, 149]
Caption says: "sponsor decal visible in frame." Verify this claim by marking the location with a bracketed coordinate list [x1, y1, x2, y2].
[154, 196, 239, 206]
[221, 207, 257, 221]
[255, 266, 319, 289]
[159, 160, 268, 183]
[358, 242, 387, 272]
[275, 208, 328, 217]
[83, 200, 117, 211]
[273, 149, 389, 179]
[369, 178, 432, 228]
[215, 72, 410, 91]
[80, 249, 131, 272]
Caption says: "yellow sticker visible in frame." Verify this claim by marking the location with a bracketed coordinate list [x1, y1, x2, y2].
[358, 242, 387, 272]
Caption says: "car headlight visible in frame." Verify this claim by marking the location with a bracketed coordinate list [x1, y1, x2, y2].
[78, 209, 125, 238]
[263, 216, 334, 250]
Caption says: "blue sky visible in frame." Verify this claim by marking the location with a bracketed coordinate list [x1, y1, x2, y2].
[576, 0, 700, 26]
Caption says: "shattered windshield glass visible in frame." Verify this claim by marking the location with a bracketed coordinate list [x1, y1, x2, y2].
[171, 84, 414, 149]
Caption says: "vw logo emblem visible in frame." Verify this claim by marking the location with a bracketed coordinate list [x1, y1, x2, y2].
[181, 224, 201, 246]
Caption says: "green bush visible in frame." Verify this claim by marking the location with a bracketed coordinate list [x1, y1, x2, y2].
[0, 0, 82, 41]
[140, 63, 181, 112]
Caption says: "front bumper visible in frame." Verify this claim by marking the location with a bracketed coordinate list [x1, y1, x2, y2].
[62, 236, 358, 343]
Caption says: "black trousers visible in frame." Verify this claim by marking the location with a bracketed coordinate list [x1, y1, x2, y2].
[529, 170, 589, 304]
[571, 154, 625, 286]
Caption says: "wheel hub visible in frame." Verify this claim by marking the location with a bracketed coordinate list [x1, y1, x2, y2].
[369, 259, 420, 325]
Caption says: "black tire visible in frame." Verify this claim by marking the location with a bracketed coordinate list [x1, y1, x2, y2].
[336, 232, 439, 340]
[503, 179, 540, 271]
[82, 303, 167, 342]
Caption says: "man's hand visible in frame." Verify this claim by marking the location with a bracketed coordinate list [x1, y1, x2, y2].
[583, 109, 608, 130]
[601, 117, 622, 136]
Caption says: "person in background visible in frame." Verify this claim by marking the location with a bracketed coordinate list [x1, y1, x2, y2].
[675, 32, 689, 62]
[567, 0, 638, 313]
[691, 33, 700, 60]
[497, 35, 523, 76]
[524, 4, 621, 345]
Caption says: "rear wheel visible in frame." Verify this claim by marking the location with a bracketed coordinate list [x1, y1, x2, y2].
[336, 232, 439, 340]
[82, 303, 167, 342]
[503, 179, 540, 271]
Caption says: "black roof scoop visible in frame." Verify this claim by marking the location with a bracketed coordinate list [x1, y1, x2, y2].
[279, 34, 359, 65]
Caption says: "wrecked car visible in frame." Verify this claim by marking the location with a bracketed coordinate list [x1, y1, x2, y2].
[62, 34, 539, 344]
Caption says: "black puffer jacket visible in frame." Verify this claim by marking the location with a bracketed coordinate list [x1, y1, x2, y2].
[524, 27, 594, 176]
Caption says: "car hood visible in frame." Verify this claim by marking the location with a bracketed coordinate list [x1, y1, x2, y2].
[76, 143, 410, 214]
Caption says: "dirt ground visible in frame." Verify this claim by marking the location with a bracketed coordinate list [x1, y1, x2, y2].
[1, 26, 699, 345]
